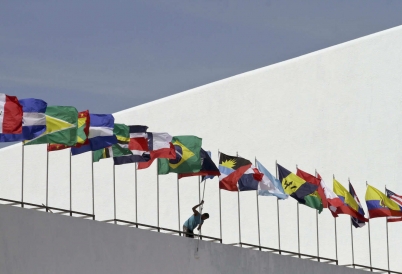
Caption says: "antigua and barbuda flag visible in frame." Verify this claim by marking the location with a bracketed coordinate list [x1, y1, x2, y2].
[158, 136, 202, 174]
[277, 164, 318, 206]
[178, 149, 220, 180]
[71, 114, 117, 155]
[385, 188, 402, 222]
[0, 93, 23, 140]
[296, 168, 323, 213]
[219, 153, 252, 191]
[0, 97, 47, 142]
[48, 110, 90, 151]
[255, 160, 288, 199]
[365, 185, 402, 219]
[25, 106, 78, 146]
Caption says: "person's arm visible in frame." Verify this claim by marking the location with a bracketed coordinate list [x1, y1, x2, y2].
[192, 200, 204, 216]
[197, 222, 203, 231]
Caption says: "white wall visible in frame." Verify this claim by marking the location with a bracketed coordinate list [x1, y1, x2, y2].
[1, 25, 402, 271]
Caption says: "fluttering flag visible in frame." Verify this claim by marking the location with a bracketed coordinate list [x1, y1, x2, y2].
[238, 164, 263, 191]
[25, 106, 78, 146]
[332, 179, 368, 225]
[0, 93, 23, 137]
[296, 168, 324, 213]
[136, 131, 176, 170]
[0, 98, 46, 142]
[48, 110, 90, 151]
[128, 125, 151, 162]
[255, 160, 288, 199]
[385, 188, 402, 222]
[71, 114, 117, 155]
[365, 185, 402, 218]
[178, 149, 220, 180]
[158, 135, 202, 174]
[349, 182, 367, 228]
[219, 153, 252, 191]
[316, 173, 344, 214]
[277, 164, 318, 207]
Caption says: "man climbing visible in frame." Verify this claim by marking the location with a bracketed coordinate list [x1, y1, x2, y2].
[183, 200, 209, 238]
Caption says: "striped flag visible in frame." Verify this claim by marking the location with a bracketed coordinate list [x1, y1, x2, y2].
[386, 188, 402, 223]
[0, 93, 23, 136]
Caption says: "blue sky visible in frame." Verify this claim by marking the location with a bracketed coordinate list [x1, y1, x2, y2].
[1, 1, 402, 114]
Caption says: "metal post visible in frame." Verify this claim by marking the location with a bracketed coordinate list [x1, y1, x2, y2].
[113, 164, 116, 224]
[135, 163, 138, 227]
[177, 174, 181, 235]
[46, 147, 49, 212]
[21, 143, 24, 208]
[91, 151, 95, 220]
[276, 160, 281, 254]
[297, 202, 300, 258]
[237, 152, 241, 247]
[255, 157, 261, 250]
[334, 218, 338, 265]
[69, 149, 72, 216]
[218, 150, 222, 242]
[315, 170, 320, 262]
[351, 218, 355, 268]
[157, 161, 160, 231]
[385, 186, 390, 273]
[368, 221, 372, 271]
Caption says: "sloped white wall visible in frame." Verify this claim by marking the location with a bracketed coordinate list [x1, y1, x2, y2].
[1, 25, 402, 271]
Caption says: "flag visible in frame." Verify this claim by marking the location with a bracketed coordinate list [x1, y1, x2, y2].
[386, 188, 402, 222]
[296, 168, 324, 213]
[71, 114, 117, 155]
[365, 185, 402, 218]
[0, 98, 46, 142]
[178, 149, 220, 180]
[332, 179, 368, 224]
[255, 160, 288, 199]
[316, 173, 344, 215]
[277, 164, 318, 206]
[25, 106, 78, 146]
[48, 110, 90, 151]
[218, 153, 252, 191]
[237, 164, 264, 191]
[0, 93, 23, 136]
[128, 125, 151, 162]
[158, 136, 202, 174]
[136, 131, 176, 169]
[349, 182, 367, 228]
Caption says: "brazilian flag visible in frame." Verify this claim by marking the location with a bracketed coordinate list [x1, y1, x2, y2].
[277, 164, 321, 211]
[158, 136, 202, 174]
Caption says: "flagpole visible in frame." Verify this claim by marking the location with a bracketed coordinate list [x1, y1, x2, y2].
[218, 150, 222, 242]
[237, 152, 241, 247]
[46, 146, 49, 212]
[385, 186, 390, 273]
[255, 157, 261, 251]
[157, 161, 160, 231]
[135, 163, 138, 227]
[113, 163, 116, 224]
[21, 143, 24, 208]
[333, 174, 338, 265]
[366, 181, 372, 271]
[276, 160, 281, 254]
[348, 178, 355, 268]
[91, 151, 95, 220]
[315, 169, 320, 262]
[177, 174, 181, 235]
[69, 149, 72, 216]
[296, 164, 300, 258]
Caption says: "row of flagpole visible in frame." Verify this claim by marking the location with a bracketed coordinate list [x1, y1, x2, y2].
[19, 144, 401, 273]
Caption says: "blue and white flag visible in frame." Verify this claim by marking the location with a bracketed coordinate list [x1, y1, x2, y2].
[0, 98, 47, 142]
[72, 114, 117, 155]
[256, 160, 288, 199]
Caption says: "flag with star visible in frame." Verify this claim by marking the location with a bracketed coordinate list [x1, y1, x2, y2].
[157, 135, 202, 174]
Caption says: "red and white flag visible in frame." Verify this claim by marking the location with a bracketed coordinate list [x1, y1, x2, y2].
[316, 173, 344, 214]
[386, 188, 402, 223]
[0, 93, 23, 134]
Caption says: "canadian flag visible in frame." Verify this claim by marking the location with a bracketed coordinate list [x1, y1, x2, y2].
[0, 93, 23, 134]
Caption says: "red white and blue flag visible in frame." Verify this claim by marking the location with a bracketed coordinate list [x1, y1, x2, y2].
[0, 93, 23, 136]
[386, 188, 402, 223]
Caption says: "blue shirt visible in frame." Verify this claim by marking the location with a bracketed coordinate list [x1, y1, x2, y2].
[183, 214, 202, 231]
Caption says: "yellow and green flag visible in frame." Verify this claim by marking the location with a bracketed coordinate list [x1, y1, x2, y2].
[25, 106, 78, 146]
[158, 135, 202, 174]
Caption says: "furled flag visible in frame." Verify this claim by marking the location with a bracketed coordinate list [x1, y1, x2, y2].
[48, 110, 90, 151]
[349, 182, 367, 228]
[71, 114, 117, 155]
[255, 160, 288, 199]
[218, 153, 252, 191]
[277, 164, 318, 206]
[24, 106, 78, 146]
[0, 93, 23, 137]
[136, 131, 176, 170]
[365, 185, 402, 219]
[316, 173, 344, 215]
[178, 149, 220, 180]
[0, 98, 47, 142]
[158, 136, 202, 174]
[296, 168, 324, 213]
[332, 179, 368, 224]
[385, 188, 402, 222]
